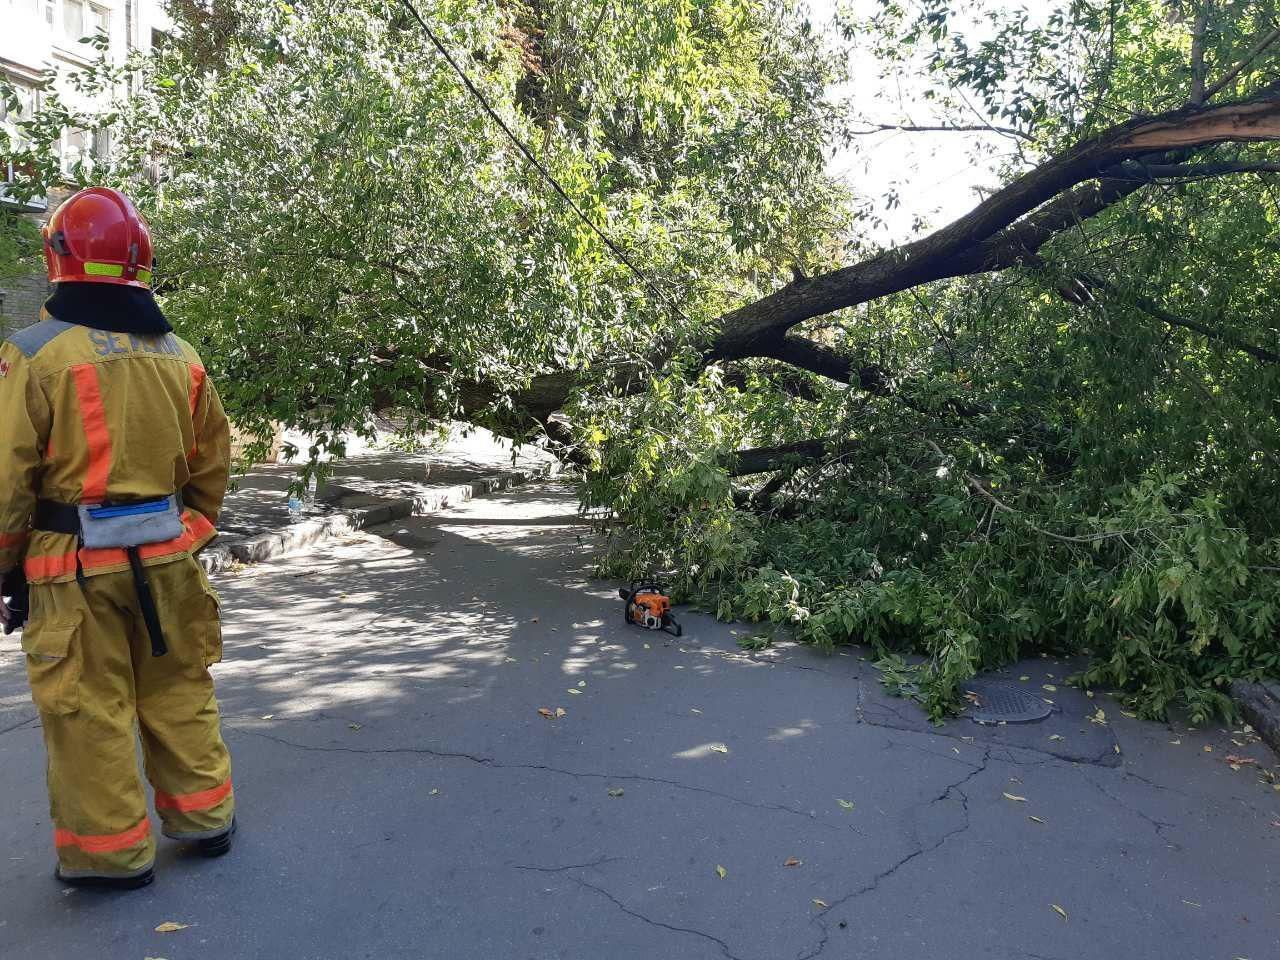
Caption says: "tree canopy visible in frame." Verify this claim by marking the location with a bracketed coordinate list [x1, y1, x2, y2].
[3, 0, 1279, 720]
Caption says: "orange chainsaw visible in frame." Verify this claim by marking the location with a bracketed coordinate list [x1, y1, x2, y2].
[619, 581, 682, 637]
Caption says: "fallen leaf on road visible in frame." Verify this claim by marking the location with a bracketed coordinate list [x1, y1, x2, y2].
[567, 689, 582, 695]
[348, 723, 362, 731]
[531, 617, 539, 623]
[578, 680, 587, 687]
[537, 708, 554, 718]
[837, 799, 855, 810]
[1114, 744, 1121, 754]
[260, 714, 273, 720]
[555, 707, 567, 718]
[784, 857, 802, 867]
[1028, 816, 1046, 824]
[1169, 739, 1182, 745]
[1051, 904, 1068, 921]
[1019, 675, 1030, 681]
[429, 788, 440, 797]
[1204, 745, 1214, 753]
[812, 899, 828, 909]
[715, 865, 727, 879]
[1049, 734, 1065, 742]
[690, 708, 702, 714]
[710, 744, 729, 754]
[1182, 899, 1201, 908]
[1042, 684, 1057, 693]
[1089, 709, 1107, 725]
[608, 788, 625, 798]
[1225, 755, 1258, 766]
[1003, 793, 1028, 803]
[154, 922, 189, 933]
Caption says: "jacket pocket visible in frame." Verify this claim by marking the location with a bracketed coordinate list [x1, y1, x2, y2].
[22, 615, 82, 715]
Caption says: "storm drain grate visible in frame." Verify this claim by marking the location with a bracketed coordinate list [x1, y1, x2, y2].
[962, 679, 1052, 724]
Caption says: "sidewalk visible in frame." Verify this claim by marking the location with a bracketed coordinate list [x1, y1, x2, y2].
[201, 424, 561, 571]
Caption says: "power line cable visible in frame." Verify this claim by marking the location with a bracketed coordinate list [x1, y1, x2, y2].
[396, 0, 687, 320]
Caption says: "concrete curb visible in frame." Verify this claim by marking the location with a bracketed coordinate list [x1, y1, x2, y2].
[1230, 680, 1280, 756]
[199, 461, 560, 574]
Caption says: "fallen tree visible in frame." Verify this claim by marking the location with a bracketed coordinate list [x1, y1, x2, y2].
[4, 0, 1279, 720]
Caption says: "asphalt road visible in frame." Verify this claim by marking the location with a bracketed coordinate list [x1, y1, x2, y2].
[1, 481, 1277, 960]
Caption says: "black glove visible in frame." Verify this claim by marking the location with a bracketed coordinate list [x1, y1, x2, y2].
[2, 568, 28, 635]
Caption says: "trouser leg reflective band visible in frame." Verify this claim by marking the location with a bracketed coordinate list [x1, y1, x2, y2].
[127, 547, 168, 657]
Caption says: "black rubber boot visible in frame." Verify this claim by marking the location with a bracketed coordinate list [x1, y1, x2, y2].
[196, 817, 236, 858]
[55, 865, 155, 891]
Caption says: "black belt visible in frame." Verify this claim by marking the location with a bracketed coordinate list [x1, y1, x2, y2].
[32, 499, 80, 535]
[33, 498, 170, 657]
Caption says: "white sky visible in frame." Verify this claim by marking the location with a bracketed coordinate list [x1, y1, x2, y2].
[809, 0, 1026, 242]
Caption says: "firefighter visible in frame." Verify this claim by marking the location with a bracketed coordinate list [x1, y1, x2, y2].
[0, 187, 235, 890]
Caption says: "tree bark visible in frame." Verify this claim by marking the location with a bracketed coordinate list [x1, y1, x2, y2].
[725, 438, 861, 476]
[470, 92, 1280, 433]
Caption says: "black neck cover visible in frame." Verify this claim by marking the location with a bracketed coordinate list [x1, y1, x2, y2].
[45, 282, 173, 335]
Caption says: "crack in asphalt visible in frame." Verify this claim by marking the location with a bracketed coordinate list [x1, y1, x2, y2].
[1119, 768, 1277, 823]
[569, 875, 745, 960]
[860, 698, 1122, 768]
[0, 714, 38, 737]
[511, 855, 622, 874]
[1083, 774, 1178, 838]
[795, 747, 994, 960]
[227, 726, 852, 831]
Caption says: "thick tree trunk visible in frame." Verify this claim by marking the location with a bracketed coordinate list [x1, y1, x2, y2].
[472, 92, 1280, 434]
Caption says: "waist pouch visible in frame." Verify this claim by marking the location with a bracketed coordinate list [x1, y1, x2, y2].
[76, 496, 184, 549]
[32, 495, 184, 658]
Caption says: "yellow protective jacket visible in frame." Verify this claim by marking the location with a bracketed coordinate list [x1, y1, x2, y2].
[0, 311, 230, 584]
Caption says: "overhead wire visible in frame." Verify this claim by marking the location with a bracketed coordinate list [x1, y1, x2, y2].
[395, 0, 688, 323]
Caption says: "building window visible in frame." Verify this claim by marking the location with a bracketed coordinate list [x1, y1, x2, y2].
[63, 0, 85, 39]
[1, 79, 40, 192]
[90, 3, 108, 35]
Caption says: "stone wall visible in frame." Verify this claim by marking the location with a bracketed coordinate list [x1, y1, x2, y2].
[0, 266, 51, 338]
[1, 186, 71, 338]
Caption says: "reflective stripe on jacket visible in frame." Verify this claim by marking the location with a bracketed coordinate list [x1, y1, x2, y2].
[0, 311, 230, 584]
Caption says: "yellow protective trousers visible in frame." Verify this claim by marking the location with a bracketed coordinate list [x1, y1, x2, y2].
[22, 554, 233, 880]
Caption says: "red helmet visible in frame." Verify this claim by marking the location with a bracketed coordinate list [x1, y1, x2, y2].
[43, 187, 154, 288]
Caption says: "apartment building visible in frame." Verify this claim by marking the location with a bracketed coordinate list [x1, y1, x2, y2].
[1, 0, 170, 335]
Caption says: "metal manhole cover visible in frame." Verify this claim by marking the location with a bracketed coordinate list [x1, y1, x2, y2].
[962, 679, 1052, 724]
